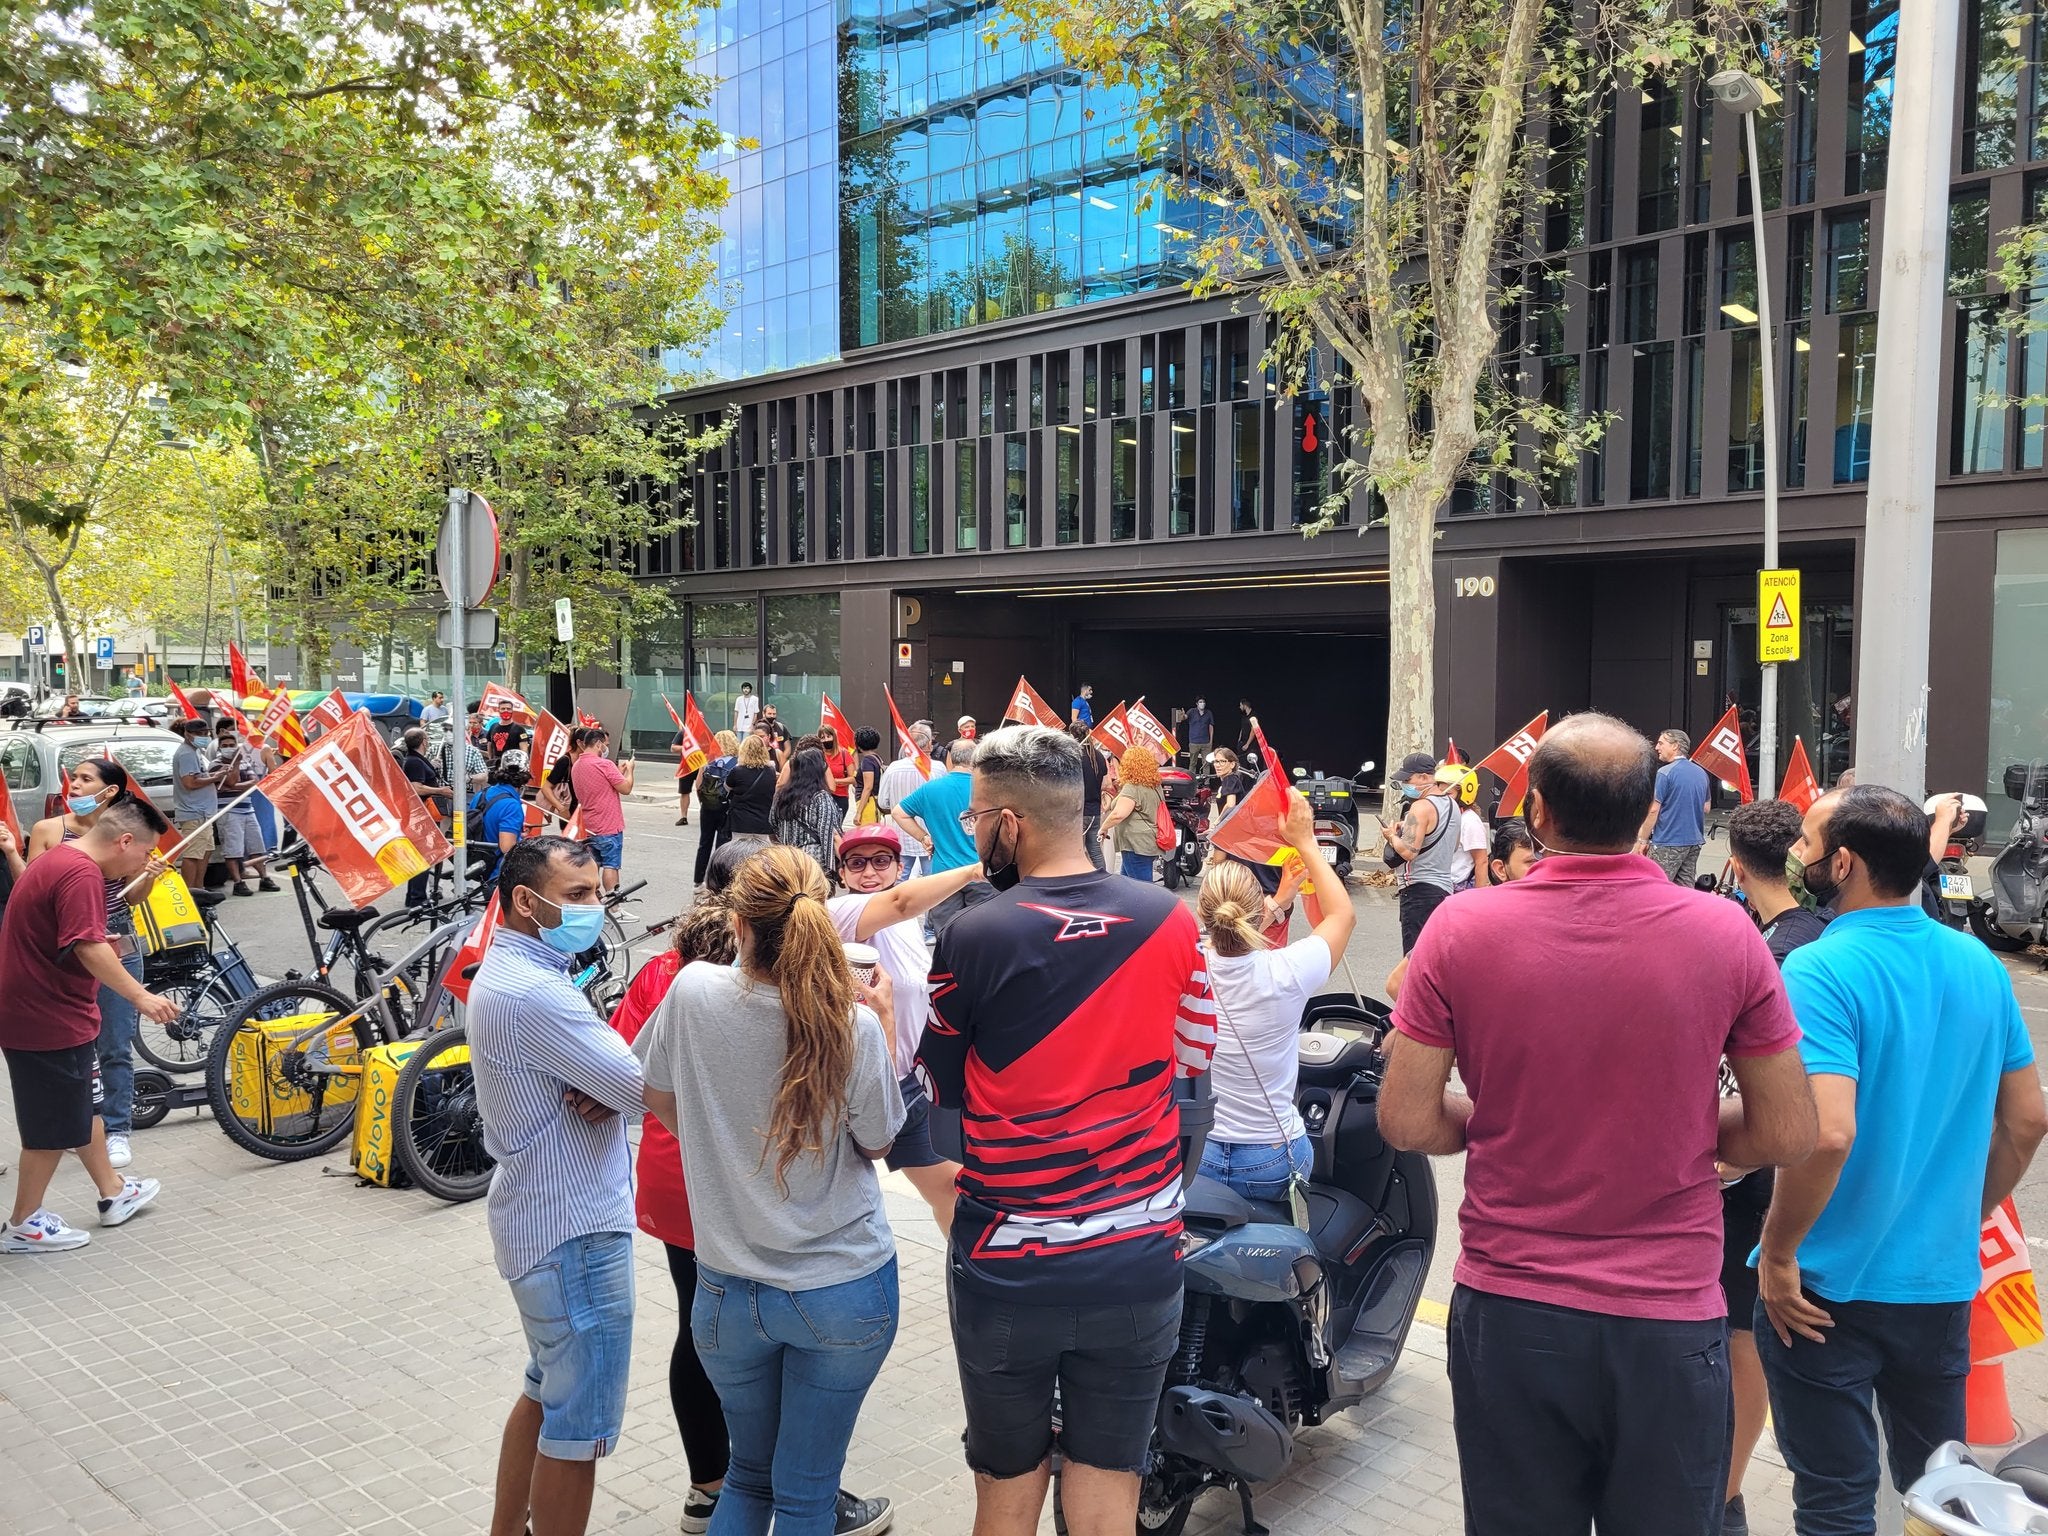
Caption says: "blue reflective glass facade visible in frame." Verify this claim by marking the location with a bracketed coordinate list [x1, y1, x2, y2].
[839, 0, 1200, 350]
[672, 0, 843, 381]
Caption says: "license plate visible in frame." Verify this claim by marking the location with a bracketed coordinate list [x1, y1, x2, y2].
[1940, 873, 1974, 901]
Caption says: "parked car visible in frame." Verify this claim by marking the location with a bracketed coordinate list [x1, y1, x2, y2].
[2, 720, 182, 830]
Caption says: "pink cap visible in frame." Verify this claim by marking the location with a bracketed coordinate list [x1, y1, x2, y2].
[837, 823, 903, 860]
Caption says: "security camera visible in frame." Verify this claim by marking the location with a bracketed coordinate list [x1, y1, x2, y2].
[1706, 69, 1771, 113]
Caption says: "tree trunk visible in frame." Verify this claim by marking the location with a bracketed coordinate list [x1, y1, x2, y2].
[1381, 481, 1442, 818]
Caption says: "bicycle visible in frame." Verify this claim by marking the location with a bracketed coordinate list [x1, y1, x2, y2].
[136, 888, 262, 1074]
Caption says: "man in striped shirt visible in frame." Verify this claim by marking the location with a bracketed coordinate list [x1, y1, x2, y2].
[469, 836, 646, 1536]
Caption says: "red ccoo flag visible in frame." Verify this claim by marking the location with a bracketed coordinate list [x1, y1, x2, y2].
[166, 679, 202, 722]
[308, 690, 350, 734]
[443, 894, 502, 1006]
[259, 710, 454, 906]
[1778, 736, 1822, 813]
[1089, 701, 1134, 757]
[1444, 739, 1464, 766]
[1128, 698, 1182, 757]
[577, 710, 600, 730]
[1692, 704, 1755, 804]
[1002, 675, 1063, 730]
[480, 682, 537, 726]
[819, 693, 856, 746]
[1211, 725, 1294, 867]
[668, 694, 717, 777]
[531, 711, 573, 786]
[1477, 712, 1549, 818]
[885, 689, 928, 777]
[227, 641, 257, 700]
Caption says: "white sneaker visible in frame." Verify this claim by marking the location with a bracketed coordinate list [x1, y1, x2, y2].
[2, 1211, 91, 1252]
[105, 1134, 132, 1169]
[97, 1177, 159, 1227]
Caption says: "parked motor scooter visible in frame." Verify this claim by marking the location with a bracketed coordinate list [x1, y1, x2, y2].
[1970, 761, 2048, 953]
[1926, 791, 1991, 932]
[1157, 765, 1212, 890]
[1291, 761, 1376, 878]
[1052, 992, 1437, 1536]
[1903, 1436, 2048, 1533]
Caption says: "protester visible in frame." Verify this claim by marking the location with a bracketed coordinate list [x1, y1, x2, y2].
[542, 727, 587, 825]
[469, 837, 647, 1536]
[1069, 684, 1094, 729]
[756, 705, 791, 762]
[1100, 745, 1164, 883]
[1381, 752, 1458, 953]
[1196, 790, 1354, 1201]
[1209, 747, 1251, 822]
[169, 716, 232, 890]
[673, 726, 701, 829]
[488, 714, 529, 762]
[0, 798, 176, 1253]
[1070, 724, 1108, 872]
[58, 692, 85, 720]
[1184, 696, 1214, 764]
[214, 722, 279, 894]
[423, 690, 450, 727]
[821, 724, 855, 824]
[850, 727, 884, 825]
[1486, 818, 1540, 885]
[829, 824, 984, 1234]
[1757, 786, 2047, 1536]
[569, 728, 635, 893]
[25, 757, 171, 1170]
[1637, 728, 1713, 884]
[723, 733, 779, 843]
[442, 717, 488, 801]
[1236, 699, 1258, 756]
[1377, 712, 1817, 1536]
[636, 846, 901, 1536]
[733, 682, 760, 737]
[893, 738, 988, 934]
[877, 726, 932, 813]
[399, 726, 455, 908]
[471, 753, 532, 883]
[955, 714, 976, 743]
[771, 746, 844, 874]
[1431, 764, 1490, 892]
[916, 725, 1214, 1536]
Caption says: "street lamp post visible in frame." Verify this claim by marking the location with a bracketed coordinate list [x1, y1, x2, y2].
[1709, 68, 1783, 800]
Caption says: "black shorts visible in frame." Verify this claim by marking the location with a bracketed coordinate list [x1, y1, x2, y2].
[885, 1075, 947, 1172]
[948, 1266, 1180, 1478]
[1720, 1169, 1775, 1322]
[1399, 881, 1452, 953]
[4, 1042, 102, 1151]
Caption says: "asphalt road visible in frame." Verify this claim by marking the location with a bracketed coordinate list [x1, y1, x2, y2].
[211, 801, 2048, 1412]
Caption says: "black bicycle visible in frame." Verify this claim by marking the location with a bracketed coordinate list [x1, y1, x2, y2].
[138, 888, 262, 1073]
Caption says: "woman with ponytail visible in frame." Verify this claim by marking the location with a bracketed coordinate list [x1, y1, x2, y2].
[635, 845, 902, 1536]
[1195, 788, 1356, 1202]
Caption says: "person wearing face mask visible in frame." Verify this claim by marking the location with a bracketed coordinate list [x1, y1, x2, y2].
[1183, 696, 1214, 767]
[1377, 713, 1818, 1536]
[914, 726, 1216, 1536]
[467, 836, 649, 1536]
[1757, 786, 2047, 1536]
[1380, 751, 1458, 954]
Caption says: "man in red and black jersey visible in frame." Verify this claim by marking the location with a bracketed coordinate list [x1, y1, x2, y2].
[915, 725, 1214, 1536]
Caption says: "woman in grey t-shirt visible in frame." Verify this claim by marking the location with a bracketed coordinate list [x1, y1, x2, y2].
[637, 844, 904, 1536]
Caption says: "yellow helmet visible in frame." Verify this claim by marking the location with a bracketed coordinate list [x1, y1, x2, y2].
[1434, 761, 1479, 806]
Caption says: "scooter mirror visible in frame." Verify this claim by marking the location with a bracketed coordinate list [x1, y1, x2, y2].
[1292, 767, 1307, 780]
[1359, 760, 1376, 775]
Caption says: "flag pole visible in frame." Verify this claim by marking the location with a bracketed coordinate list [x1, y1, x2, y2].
[119, 785, 267, 899]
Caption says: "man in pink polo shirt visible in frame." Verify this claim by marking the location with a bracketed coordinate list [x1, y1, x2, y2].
[1379, 712, 1817, 1536]
[568, 728, 635, 894]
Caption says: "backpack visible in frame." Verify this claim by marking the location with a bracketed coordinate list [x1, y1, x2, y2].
[698, 756, 735, 811]
[1154, 794, 1176, 853]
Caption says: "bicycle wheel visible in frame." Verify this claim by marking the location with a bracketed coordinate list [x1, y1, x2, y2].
[136, 970, 242, 1073]
[204, 980, 375, 1161]
[391, 1027, 495, 1203]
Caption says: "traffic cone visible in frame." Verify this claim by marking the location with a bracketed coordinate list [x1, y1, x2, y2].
[1967, 1358, 2020, 1448]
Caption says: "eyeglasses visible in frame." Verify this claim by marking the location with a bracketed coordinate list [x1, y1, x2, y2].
[958, 805, 1016, 832]
[840, 852, 899, 874]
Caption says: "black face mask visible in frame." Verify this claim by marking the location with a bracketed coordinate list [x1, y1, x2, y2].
[977, 811, 1021, 891]
[1799, 846, 1843, 904]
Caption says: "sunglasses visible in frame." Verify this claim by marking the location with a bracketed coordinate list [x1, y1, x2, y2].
[840, 852, 899, 874]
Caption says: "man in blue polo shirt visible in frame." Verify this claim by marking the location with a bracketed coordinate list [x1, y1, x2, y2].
[1757, 784, 2048, 1536]
[892, 738, 989, 937]
[1635, 728, 1712, 883]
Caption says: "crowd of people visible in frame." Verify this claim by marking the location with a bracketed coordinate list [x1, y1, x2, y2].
[3, 673, 2043, 1536]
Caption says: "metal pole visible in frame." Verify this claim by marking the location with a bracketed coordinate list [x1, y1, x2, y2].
[1745, 108, 1782, 801]
[1854, 0, 1959, 801]
[447, 486, 468, 901]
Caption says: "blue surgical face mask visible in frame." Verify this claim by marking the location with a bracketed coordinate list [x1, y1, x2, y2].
[68, 792, 104, 817]
[527, 892, 607, 955]
[1400, 782, 1423, 800]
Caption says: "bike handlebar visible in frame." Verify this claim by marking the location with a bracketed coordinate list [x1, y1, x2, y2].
[606, 880, 647, 906]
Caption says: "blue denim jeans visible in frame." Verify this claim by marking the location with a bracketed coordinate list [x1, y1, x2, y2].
[694, 1260, 899, 1536]
[510, 1230, 636, 1461]
[1119, 851, 1155, 882]
[1754, 1294, 1971, 1536]
[1199, 1134, 1313, 1202]
[96, 925, 143, 1136]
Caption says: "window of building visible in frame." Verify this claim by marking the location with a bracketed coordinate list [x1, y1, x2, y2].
[788, 464, 808, 563]
[1083, 349, 1098, 417]
[1056, 429, 1081, 543]
[980, 369, 995, 435]
[955, 440, 978, 549]
[825, 458, 844, 560]
[1688, 93, 1714, 224]
[1718, 232, 1758, 327]
[1681, 336, 1706, 495]
[865, 451, 886, 557]
[1029, 357, 1044, 429]
[1987, 530, 2048, 837]
[1591, 95, 1617, 242]
[1835, 315, 1878, 482]
[909, 445, 930, 553]
[1630, 341, 1674, 499]
[1826, 211, 1870, 312]
[1230, 404, 1262, 530]
[1170, 411, 1197, 535]
[1050, 351, 1070, 423]
[1108, 419, 1138, 541]
[1140, 337, 1156, 413]
[1164, 331, 1187, 408]
[1541, 356, 1581, 506]
[1788, 53, 1819, 204]
[931, 378, 946, 442]
[1845, 0, 1899, 193]
[1588, 251, 1612, 350]
[1726, 330, 1764, 492]
[1107, 344, 1128, 417]
[1584, 350, 1608, 505]
[1532, 266, 1567, 354]
[1201, 327, 1217, 404]
[1292, 396, 1331, 523]
[1546, 113, 1586, 251]
[764, 594, 839, 738]
[1225, 320, 1252, 400]
[1787, 325, 1811, 488]
[1005, 434, 1029, 546]
[1637, 83, 1682, 233]
[1954, 304, 2011, 474]
[1949, 188, 1992, 296]
[903, 378, 921, 445]
[1621, 247, 1659, 343]
[2022, 286, 2048, 470]
[690, 600, 759, 740]
[712, 472, 733, 566]
[1682, 233, 1708, 335]
[997, 360, 1018, 433]
[1965, 0, 2024, 171]
[1787, 214, 1814, 318]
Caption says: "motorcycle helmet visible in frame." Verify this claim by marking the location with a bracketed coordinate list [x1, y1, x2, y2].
[1434, 762, 1479, 806]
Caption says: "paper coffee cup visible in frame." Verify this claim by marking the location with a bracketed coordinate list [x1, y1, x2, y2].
[842, 942, 880, 985]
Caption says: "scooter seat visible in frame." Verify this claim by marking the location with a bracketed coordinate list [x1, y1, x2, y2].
[1995, 1432, 2048, 1504]
[1185, 1176, 1254, 1232]
[1304, 1184, 1383, 1267]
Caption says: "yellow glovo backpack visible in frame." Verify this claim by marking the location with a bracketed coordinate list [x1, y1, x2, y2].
[135, 866, 209, 956]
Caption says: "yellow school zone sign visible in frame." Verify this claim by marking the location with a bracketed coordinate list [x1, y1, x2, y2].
[1758, 569, 1801, 664]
